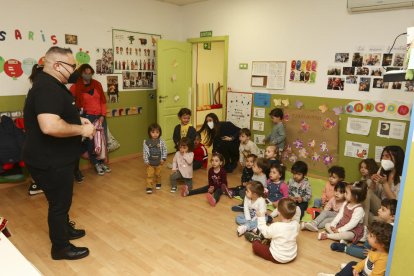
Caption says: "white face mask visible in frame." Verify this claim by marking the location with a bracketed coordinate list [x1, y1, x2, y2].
[381, 159, 395, 171]
[207, 121, 214, 129]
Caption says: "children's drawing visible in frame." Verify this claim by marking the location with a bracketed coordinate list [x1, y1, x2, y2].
[293, 139, 304, 149]
[356, 149, 367, 159]
[320, 142, 329, 152]
[298, 148, 309, 159]
[311, 152, 321, 162]
[322, 154, 334, 166]
[323, 118, 336, 130]
[308, 139, 315, 148]
[273, 98, 282, 106]
[289, 153, 298, 163]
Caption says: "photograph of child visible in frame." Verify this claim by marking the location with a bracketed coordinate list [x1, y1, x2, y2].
[359, 77, 371, 92]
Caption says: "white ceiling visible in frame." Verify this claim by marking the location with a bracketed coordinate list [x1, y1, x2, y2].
[152, 0, 208, 6]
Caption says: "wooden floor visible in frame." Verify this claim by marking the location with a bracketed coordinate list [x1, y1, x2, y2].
[0, 156, 355, 275]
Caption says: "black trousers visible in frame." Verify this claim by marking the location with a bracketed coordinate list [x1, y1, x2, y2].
[336, 261, 360, 276]
[297, 201, 309, 220]
[27, 162, 75, 250]
[188, 185, 222, 203]
[214, 140, 240, 168]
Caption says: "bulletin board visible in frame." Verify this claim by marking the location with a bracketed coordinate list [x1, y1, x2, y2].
[251, 61, 286, 90]
[282, 108, 339, 174]
[250, 94, 408, 179]
[226, 91, 253, 128]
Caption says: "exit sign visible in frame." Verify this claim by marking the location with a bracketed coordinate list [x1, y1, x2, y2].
[200, 31, 212, 37]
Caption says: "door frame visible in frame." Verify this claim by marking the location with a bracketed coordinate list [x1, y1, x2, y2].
[187, 36, 229, 127]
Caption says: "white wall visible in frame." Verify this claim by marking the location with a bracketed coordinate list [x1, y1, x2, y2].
[1, 0, 183, 95]
[180, 0, 414, 102]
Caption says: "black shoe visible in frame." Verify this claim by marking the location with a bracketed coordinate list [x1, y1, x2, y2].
[28, 181, 43, 196]
[68, 221, 86, 240]
[330, 242, 347, 252]
[51, 244, 89, 260]
[74, 170, 84, 183]
[231, 204, 244, 212]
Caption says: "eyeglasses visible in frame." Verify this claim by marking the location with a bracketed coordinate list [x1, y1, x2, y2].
[56, 60, 76, 70]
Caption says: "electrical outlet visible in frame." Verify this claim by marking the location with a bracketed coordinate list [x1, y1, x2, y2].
[239, 63, 248, 70]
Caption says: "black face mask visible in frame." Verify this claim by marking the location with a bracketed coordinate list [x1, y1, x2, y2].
[67, 70, 80, 83]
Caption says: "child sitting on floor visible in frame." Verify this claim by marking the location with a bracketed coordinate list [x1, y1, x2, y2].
[193, 133, 208, 170]
[235, 181, 267, 236]
[313, 166, 345, 208]
[302, 181, 346, 231]
[252, 157, 269, 189]
[318, 221, 393, 276]
[318, 181, 367, 244]
[239, 128, 259, 167]
[230, 153, 257, 200]
[181, 152, 230, 207]
[288, 161, 311, 220]
[330, 199, 397, 258]
[251, 198, 300, 264]
[170, 137, 194, 193]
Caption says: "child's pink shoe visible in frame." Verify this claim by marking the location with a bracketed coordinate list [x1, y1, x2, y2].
[206, 193, 216, 207]
[181, 185, 189, 197]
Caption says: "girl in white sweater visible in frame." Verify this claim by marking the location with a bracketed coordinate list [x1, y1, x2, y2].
[236, 181, 267, 236]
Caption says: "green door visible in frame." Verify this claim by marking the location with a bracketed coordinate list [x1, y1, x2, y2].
[157, 40, 192, 152]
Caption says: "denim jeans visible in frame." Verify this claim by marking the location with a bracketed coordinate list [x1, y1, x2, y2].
[345, 240, 371, 259]
[236, 214, 258, 231]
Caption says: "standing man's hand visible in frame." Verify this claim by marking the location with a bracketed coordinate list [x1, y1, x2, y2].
[81, 124, 95, 139]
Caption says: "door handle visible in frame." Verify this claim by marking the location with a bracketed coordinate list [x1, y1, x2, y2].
[159, 95, 168, 99]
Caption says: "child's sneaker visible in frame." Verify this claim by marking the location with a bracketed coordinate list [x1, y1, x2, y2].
[100, 163, 111, 173]
[318, 232, 328, 240]
[300, 221, 306, 230]
[170, 187, 177, 193]
[340, 263, 347, 269]
[28, 181, 43, 196]
[304, 221, 319, 232]
[155, 183, 161, 190]
[206, 193, 216, 207]
[181, 185, 189, 197]
[74, 170, 84, 183]
[245, 231, 261, 242]
[330, 242, 346, 252]
[95, 164, 105, 175]
[237, 225, 248, 236]
[221, 184, 233, 198]
[146, 188, 153, 194]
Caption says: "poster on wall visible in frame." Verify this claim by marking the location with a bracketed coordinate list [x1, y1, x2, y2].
[251, 61, 286, 89]
[106, 76, 119, 103]
[289, 59, 317, 84]
[346, 117, 372, 135]
[283, 108, 339, 174]
[112, 29, 161, 89]
[122, 71, 153, 89]
[344, 141, 369, 159]
[377, 120, 406, 140]
[95, 48, 114, 74]
[226, 91, 253, 128]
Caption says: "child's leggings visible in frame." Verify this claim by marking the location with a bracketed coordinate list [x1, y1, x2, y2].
[325, 222, 355, 241]
[188, 185, 222, 203]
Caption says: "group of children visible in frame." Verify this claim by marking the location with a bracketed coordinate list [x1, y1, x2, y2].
[143, 107, 398, 275]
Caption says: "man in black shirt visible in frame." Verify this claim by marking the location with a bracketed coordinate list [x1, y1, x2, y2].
[23, 46, 95, 260]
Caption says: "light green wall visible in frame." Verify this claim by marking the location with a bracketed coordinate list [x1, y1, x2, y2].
[252, 94, 407, 181]
[0, 90, 157, 160]
[389, 140, 414, 275]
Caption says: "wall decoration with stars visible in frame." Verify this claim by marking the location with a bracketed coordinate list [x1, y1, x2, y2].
[226, 91, 253, 129]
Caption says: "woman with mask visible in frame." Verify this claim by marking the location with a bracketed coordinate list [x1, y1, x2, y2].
[365, 145, 404, 224]
[71, 64, 111, 176]
[198, 113, 240, 173]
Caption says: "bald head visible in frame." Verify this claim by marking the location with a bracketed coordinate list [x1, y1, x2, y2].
[43, 46, 76, 84]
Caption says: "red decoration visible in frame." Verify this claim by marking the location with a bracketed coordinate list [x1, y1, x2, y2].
[4, 59, 23, 78]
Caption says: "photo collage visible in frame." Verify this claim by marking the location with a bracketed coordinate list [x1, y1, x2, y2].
[327, 52, 412, 92]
